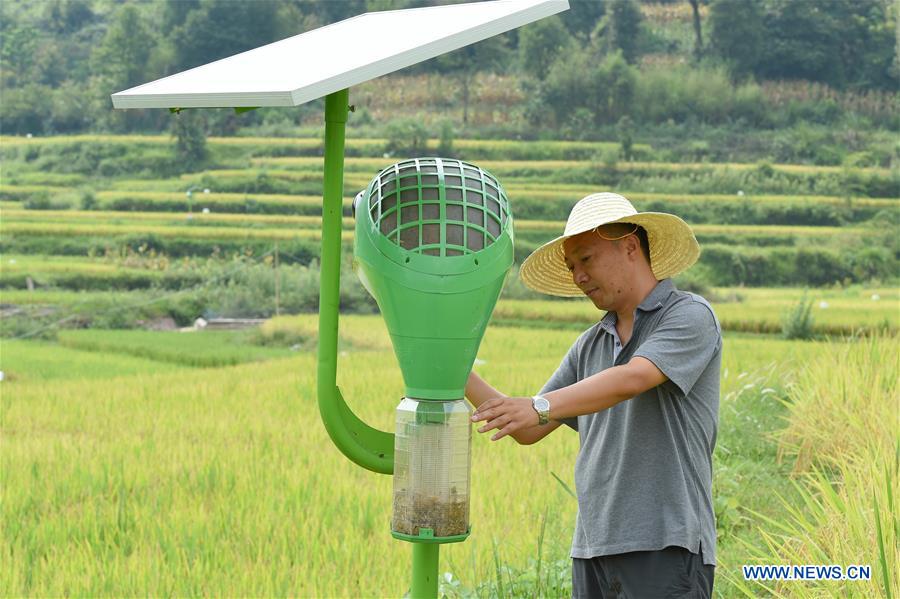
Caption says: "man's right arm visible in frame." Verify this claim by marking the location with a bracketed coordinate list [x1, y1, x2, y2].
[465, 371, 562, 445]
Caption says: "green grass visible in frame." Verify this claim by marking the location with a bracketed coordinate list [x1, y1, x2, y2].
[0, 289, 147, 306]
[0, 339, 187, 382]
[56, 329, 296, 367]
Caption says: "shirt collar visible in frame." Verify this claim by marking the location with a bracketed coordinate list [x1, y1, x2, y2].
[599, 310, 617, 331]
[637, 278, 675, 312]
[598, 279, 675, 334]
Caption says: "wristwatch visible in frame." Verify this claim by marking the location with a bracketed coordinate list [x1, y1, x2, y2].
[531, 394, 551, 425]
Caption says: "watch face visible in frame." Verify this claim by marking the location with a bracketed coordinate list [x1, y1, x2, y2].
[535, 397, 550, 412]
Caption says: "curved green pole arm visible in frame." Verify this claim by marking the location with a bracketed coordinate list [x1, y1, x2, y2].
[317, 89, 394, 475]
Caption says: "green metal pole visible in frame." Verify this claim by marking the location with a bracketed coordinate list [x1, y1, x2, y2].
[317, 89, 394, 474]
[318, 90, 347, 431]
[411, 543, 440, 599]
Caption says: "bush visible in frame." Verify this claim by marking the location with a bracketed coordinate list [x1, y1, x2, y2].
[632, 65, 763, 126]
[781, 291, 815, 340]
[794, 248, 850, 286]
[696, 245, 881, 287]
[543, 49, 636, 129]
[199, 256, 376, 318]
[79, 189, 98, 210]
[437, 119, 455, 157]
[384, 118, 429, 157]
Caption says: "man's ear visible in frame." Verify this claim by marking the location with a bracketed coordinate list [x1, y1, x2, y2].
[624, 234, 641, 260]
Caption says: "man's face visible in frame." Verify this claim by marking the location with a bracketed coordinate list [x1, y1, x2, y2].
[562, 230, 629, 311]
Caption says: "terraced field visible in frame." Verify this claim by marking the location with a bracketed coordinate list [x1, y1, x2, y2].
[1, 134, 897, 337]
[1, 134, 897, 599]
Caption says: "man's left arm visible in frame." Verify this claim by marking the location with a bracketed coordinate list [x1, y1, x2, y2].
[473, 298, 721, 441]
[472, 357, 667, 441]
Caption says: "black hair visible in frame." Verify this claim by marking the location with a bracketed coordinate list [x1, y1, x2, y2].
[601, 222, 651, 265]
[634, 225, 651, 264]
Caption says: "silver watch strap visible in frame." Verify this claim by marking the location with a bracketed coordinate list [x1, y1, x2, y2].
[532, 394, 550, 425]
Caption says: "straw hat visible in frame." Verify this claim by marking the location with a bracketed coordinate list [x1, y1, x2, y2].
[519, 192, 700, 297]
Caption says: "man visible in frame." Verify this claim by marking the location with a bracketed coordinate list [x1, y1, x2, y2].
[466, 192, 721, 598]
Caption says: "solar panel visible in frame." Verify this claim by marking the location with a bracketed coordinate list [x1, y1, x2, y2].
[111, 0, 568, 110]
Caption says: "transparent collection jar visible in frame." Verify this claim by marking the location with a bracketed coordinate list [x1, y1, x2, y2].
[391, 398, 471, 540]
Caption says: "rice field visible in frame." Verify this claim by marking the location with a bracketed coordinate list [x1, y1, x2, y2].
[1, 132, 897, 597]
[723, 333, 898, 598]
[250, 155, 895, 177]
[3, 185, 893, 211]
[515, 220, 863, 238]
[0, 209, 873, 254]
[0, 133, 641, 161]
[0, 222, 343, 242]
[3, 249, 896, 336]
[4, 315, 893, 597]
[0, 208, 869, 237]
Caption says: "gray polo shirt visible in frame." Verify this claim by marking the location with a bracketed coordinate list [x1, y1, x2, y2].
[540, 278, 722, 566]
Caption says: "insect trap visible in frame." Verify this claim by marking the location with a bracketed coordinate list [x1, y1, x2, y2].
[111, 0, 568, 594]
[353, 158, 514, 543]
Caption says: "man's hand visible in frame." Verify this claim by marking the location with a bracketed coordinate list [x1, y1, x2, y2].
[471, 397, 538, 441]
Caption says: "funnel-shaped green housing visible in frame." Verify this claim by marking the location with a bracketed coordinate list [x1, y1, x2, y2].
[353, 158, 514, 400]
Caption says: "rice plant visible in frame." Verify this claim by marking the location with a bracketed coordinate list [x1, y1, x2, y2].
[727, 333, 899, 598]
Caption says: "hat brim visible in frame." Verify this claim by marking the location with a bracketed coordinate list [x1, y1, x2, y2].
[519, 212, 700, 297]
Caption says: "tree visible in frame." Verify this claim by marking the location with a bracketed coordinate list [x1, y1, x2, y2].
[543, 48, 636, 129]
[711, 0, 897, 90]
[162, 0, 200, 32]
[366, 0, 414, 10]
[171, 0, 280, 71]
[560, 0, 607, 40]
[593, 0, 644, 64]
[708, 0, 764, 79]
[172, 110, 208, 172]
[91, 4, 153, 91]
[599, 51, 637, 122]
[0, 83, 53, 135]
[542, 48, 597, 127]
[687, 0, 703, 61]
[518, 15, 570, 80]
[0, 26, 39, 87]
[757, 0, 845, 87]
[295, 0, 366, 25]
[617, 115, 635, 160]
[433, 35, 510, 125]
[45, 0, 94, 34]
